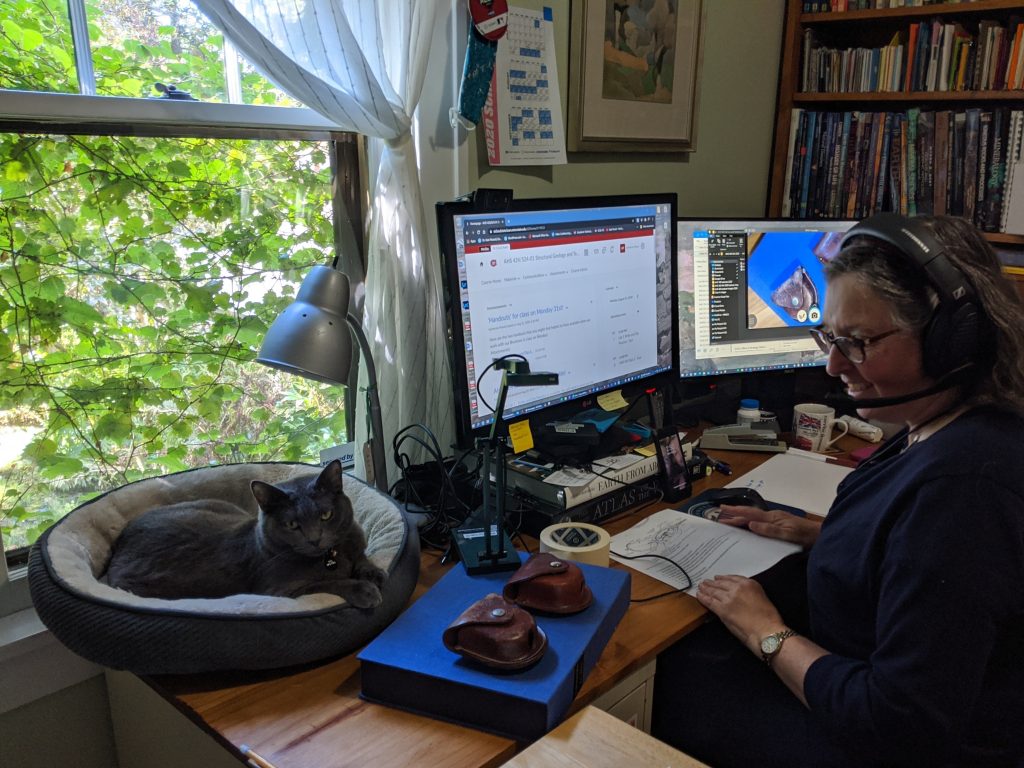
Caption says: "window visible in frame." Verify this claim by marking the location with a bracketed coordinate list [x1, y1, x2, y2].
[0, 0, 363, 597]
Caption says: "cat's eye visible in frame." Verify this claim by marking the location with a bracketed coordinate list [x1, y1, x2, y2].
[285, 520, 299, 530]
[320, 510, 333, 521]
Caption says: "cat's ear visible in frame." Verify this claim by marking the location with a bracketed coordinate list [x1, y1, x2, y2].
[251, 480, 289, 515]
[315, 459, 345, 496]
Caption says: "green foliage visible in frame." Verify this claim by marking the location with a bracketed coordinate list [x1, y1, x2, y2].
[0, 1, 344, 551]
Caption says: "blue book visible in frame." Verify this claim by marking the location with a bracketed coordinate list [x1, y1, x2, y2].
[358, 553, 631, 741]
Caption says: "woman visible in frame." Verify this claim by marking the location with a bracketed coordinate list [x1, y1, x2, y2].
[651, 214, 1024, 767]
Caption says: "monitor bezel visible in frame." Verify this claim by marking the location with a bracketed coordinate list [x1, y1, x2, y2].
[437, 192, 679, 449]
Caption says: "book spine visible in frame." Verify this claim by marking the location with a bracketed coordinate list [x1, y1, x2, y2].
[917, 109, 935, 216]
[506, 454, 659, 510]
[517, 479, 663, 538]
[964, 108, 980, 224]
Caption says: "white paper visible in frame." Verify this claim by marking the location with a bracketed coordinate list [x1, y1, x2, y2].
[543, 466, 596, 488]
[725, 452, 853, 517]
[610, 509, 801, 594]
[592, 453, 646, 471]
[482, 6, 567, 166]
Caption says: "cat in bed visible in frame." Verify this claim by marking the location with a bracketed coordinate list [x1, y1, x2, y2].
[105, 460, 387, 607]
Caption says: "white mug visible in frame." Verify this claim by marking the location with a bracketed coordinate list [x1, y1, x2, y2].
[792, 403, 849, 453]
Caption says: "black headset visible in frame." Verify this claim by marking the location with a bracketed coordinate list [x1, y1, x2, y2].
[839, 213, 983, 379]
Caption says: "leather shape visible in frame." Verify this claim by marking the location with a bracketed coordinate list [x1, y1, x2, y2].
[442, 593, 547, 670]
[503, 553, 593, 615]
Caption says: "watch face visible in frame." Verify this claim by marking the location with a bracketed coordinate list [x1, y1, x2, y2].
[761, 635, 781, 655]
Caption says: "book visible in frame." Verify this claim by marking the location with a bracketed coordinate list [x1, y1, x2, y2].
[505, 451, 659, 510]
[964, 108, 981, 223]
[358, 552, 631, 741]
[999, 110, 1024, 233]
[906, 107, 920, 216]
[977, 110, 993, 227]
[981, 106, 1010, 231]
[951, 110, 966, 216]
[515, 478, 663, 538]
[781, 108, 804, 217]
[933, 109, 951, 215]
[917, 109, 935, 215]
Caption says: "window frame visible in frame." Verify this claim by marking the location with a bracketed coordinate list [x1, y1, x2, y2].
[0, 92, 368, 613]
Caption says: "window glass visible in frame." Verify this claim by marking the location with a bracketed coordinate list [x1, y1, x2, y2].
[0, 0, 78, 93]
[0, 131, 345, 558]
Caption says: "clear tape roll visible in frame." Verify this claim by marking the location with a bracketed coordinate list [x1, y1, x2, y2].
[538, 522, 611, 567]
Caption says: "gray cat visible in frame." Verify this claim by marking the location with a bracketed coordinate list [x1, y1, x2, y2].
[105, 460, 386, 607]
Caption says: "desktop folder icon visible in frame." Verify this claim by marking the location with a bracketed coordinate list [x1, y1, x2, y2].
[358, 552, 630, 741]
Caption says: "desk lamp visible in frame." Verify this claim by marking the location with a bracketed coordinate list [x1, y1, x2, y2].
[256, 264, 388, 494]
[453, 359, 558, 575]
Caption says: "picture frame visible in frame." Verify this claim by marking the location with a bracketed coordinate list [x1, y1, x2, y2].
[567, 0, 703, 153]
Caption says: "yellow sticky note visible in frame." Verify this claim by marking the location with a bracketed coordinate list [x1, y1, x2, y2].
[634, 444, 657, 457]
[508, 419, 534, 454]
[597, 390, 629, 410]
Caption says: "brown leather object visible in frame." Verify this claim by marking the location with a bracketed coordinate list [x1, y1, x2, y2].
[442, 593, 547, 670]
[503, 553, 593, 615]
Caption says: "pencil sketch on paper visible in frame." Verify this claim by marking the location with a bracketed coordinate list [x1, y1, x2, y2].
[603, 0, 678, 104]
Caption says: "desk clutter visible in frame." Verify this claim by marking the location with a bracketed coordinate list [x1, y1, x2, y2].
[358, 551, 630, 741]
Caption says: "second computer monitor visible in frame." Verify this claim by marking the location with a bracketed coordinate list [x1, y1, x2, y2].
[677, 219, 857, 379]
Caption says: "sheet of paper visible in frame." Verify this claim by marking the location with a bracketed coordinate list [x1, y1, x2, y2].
[725, 452, 853, 517]
[482, 6, 567, 166]
[592, 453, 645, 470]
[610, 509, 801, 594]
[544, 465, 596, 488]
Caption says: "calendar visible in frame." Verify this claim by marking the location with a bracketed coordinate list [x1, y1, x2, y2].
[482, 6, 566, 166]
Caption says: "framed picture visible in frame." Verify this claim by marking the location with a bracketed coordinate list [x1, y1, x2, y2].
[567, 0, 703, 153]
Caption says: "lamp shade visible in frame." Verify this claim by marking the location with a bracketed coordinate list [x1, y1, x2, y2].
[256, 265, 353, 385]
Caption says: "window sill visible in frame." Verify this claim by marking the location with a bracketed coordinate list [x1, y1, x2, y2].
[0, 607, 101, 714]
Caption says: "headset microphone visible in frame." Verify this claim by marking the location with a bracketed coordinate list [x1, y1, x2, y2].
[824, 363, 975, 410]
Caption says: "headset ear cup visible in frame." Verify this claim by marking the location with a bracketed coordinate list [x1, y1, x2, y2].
[923, 303, 980, 378]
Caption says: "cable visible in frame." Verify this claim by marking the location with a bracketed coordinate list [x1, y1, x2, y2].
[610, 550, 693, 603]
[474, 353, 527, 415]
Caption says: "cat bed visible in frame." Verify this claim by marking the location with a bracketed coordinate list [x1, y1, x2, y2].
[27, 462, 420, 675]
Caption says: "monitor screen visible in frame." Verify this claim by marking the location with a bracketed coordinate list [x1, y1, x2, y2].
[677, 219, 857, 379]
[438, 193, 677, 446]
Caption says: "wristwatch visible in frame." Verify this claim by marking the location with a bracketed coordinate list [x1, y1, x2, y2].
[760, 629, 797, 666]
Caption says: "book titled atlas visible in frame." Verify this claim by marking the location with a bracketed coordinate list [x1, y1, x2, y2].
[358, 552, 631, 741]
[505, 451, 659, 510]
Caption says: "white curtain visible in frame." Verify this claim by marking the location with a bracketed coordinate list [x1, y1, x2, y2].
[192, 0, 454, 485]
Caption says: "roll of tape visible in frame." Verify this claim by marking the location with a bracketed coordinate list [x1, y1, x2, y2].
[539, 522, 611, 567]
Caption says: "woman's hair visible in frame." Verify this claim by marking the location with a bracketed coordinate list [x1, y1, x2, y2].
[825, 215, 1024, 414]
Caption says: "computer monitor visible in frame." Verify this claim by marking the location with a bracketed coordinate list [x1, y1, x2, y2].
[676, 218, 857, 379]
[438, 193, 677, 447]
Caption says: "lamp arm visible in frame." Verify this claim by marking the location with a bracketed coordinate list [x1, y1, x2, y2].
[345, 313, 389, 494]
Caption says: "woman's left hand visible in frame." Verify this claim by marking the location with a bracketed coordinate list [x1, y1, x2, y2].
[695, 574, 785, 654]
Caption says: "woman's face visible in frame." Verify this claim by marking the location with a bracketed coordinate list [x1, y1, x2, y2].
[822, 273, 934, 424]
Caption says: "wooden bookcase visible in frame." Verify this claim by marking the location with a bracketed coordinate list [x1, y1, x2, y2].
[768, 0, 1024, 295]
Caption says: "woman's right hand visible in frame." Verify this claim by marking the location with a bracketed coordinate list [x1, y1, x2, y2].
[716, 504, 822, 549]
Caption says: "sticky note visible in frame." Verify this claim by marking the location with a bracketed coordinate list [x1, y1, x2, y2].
[597, 390, 629, 410]
[634, 444, 657, 457]
[509, 419, 534, 453]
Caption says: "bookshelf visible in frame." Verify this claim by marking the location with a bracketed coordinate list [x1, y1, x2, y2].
[768, 1, 1024, 240]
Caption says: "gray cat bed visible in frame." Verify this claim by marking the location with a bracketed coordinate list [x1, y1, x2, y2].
[27, 462, 420, 674]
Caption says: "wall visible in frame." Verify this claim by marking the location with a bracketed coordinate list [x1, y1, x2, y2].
[462, 0, 786, 216]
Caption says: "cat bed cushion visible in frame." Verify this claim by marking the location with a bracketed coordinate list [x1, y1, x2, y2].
[27, 462, 420, 674]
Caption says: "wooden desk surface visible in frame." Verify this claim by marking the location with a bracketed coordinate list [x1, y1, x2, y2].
[145, 439, 850, 768]
[502, 705, 709, 768]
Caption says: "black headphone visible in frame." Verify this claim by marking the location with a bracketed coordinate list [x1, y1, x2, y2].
[839, 213, 982, 379]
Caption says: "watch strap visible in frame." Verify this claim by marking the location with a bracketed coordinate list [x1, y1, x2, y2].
[760, 629, 797, 666]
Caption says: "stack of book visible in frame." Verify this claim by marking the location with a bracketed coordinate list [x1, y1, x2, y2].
[781, 105, 1024, 233]
[505, 452, 662, 536]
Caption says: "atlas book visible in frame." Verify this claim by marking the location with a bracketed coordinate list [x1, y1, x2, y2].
[358, 552, 631, 741]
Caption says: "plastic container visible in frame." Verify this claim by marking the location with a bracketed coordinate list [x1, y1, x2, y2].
[737, 399, 761, 427]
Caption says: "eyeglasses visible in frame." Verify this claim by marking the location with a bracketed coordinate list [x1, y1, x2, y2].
[809, 326, 901, 364]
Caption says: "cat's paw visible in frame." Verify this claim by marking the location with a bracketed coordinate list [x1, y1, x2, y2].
[344, 581, 383, 609]
[354, 561, 387, 588]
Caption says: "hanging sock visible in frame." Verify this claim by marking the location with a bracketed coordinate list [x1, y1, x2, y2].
[453, 0, 508, 127]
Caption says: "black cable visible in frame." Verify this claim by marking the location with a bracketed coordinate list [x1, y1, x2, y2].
[610, 550, 693, 603]
[474, 353, 527, 415]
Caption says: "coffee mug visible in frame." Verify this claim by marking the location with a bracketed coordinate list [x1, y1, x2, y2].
[792, 403, 849, 452]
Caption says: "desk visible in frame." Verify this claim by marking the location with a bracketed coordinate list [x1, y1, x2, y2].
[143, 441, 845, 768]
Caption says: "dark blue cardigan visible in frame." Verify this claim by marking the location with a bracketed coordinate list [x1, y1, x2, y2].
[805, 406, 1024, 766]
